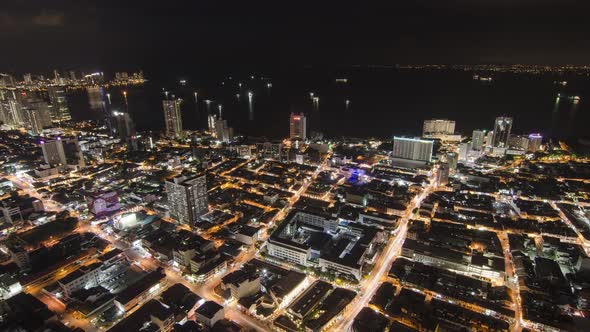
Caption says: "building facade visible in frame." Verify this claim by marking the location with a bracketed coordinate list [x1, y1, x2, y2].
[392, 137, 433, 162]
[48, 86, 71, 122]
[166, 174, 208, 227]
[492, 116, 513, 148]
[41, 137, 85, 169]
[423, 119, 455, 136]
[289, 113, 307, 141]
[163, 99, 183, 137]
[527, 133, 542, 152]
[471, 130, 486, 151]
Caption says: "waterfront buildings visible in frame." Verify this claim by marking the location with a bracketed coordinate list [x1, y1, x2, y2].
[47, 86, 71, 122]
[289, 113, 307, 141]
[163, 99, 183, 137]
[492, 116, 513, 148]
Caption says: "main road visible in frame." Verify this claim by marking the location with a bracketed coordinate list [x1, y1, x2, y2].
[329, 173, 438, 331]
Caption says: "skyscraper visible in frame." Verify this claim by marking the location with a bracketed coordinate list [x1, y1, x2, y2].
[163, 99, 183, 137]
[214, 117, 234, 142]
[48, 86, 71, 122]
[166, 174, 208, 227]
[527, 134, 542, 153]
[53, 69, 60, 83]
[446, 152, 458, 171]
[41, 139, 66, 166]
[0, 99, 24, 127]
[437, 163, 449, 186]
[392, 137, 433, 162]
[484, 131, 494, 149]
[23, 73, 32, 85]
[41, 137, 85, 168]
[423, 119, 455, 136]
[0, 74, 16, 88]
[458, 142, 471, 161]
[207, 114, 217, 133]
[471, 130, 486, 151]
[289, 113, 307, 141]
[110, 111, 136, 143]
[492, 117, 513, 148]
[63, 138, 85, 168]
[23, 99, 52, 134]
[508, 135, 530, 151]
[87, 86, 106, 112]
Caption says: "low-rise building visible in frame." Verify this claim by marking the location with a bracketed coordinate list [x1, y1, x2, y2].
[287, 280, 332, 321]
[195, 300, 224, 327]
[114, 269, 166, 312]
[0, 273, 22, 300]
[159, 283, 202, 320]
[109, 299, 175, 332]
[221, 268, 261, 300]
[57, 262, 103, 298]
[235, 225, 260, 245]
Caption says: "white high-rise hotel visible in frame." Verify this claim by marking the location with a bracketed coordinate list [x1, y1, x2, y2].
[393, 137, 434, 162]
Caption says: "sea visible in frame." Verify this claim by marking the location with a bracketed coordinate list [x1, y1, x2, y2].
[67, 67, 590, 140]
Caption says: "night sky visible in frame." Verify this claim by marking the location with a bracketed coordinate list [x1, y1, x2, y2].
[1, 0, 589, 73]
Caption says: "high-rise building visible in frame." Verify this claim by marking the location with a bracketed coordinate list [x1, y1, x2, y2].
[423, 119, 455, 136]
[508, 135, 529, 151]
[527, 134, 542, 153]
[40, 137, 85, 168]
[484, 131, 494, 149]
[437, 163, 449, 186]
[392, 137, 433, 162]
[446, 152, 458, 171]
[214, 117, 234, 142]
[289, 113, 307, 141]
[0, 74, 16, 88]
[0, 101, 8, 125]
[69, 70, 77, 81]
[62, 138, 85, 168]
[48, 86, 71, 122]
[207, 114, 217, 133]
[111, 111, 136, 142]
[0, 99, 24, 127]
[24, 108, 43, 135]
[87, 86, 106, 112]
[492, 117, 513, 148]
[163, 99, 183, 137]
[23, 100, 52, 135]
[23, 73, 32, 85]
[458, 142, 471, 161]
[471, 130, 486, 151]
[53, 69, 60, 82]
[41, 139, 66, 166]
[166, 174, 208, 227]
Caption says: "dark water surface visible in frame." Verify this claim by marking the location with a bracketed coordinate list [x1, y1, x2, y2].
[68, 68, 590, 140]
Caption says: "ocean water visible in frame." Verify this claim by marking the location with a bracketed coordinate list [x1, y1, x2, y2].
[68, 67, 590, 140]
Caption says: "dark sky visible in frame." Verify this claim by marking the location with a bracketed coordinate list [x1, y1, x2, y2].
[1, 0, 589, 73]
